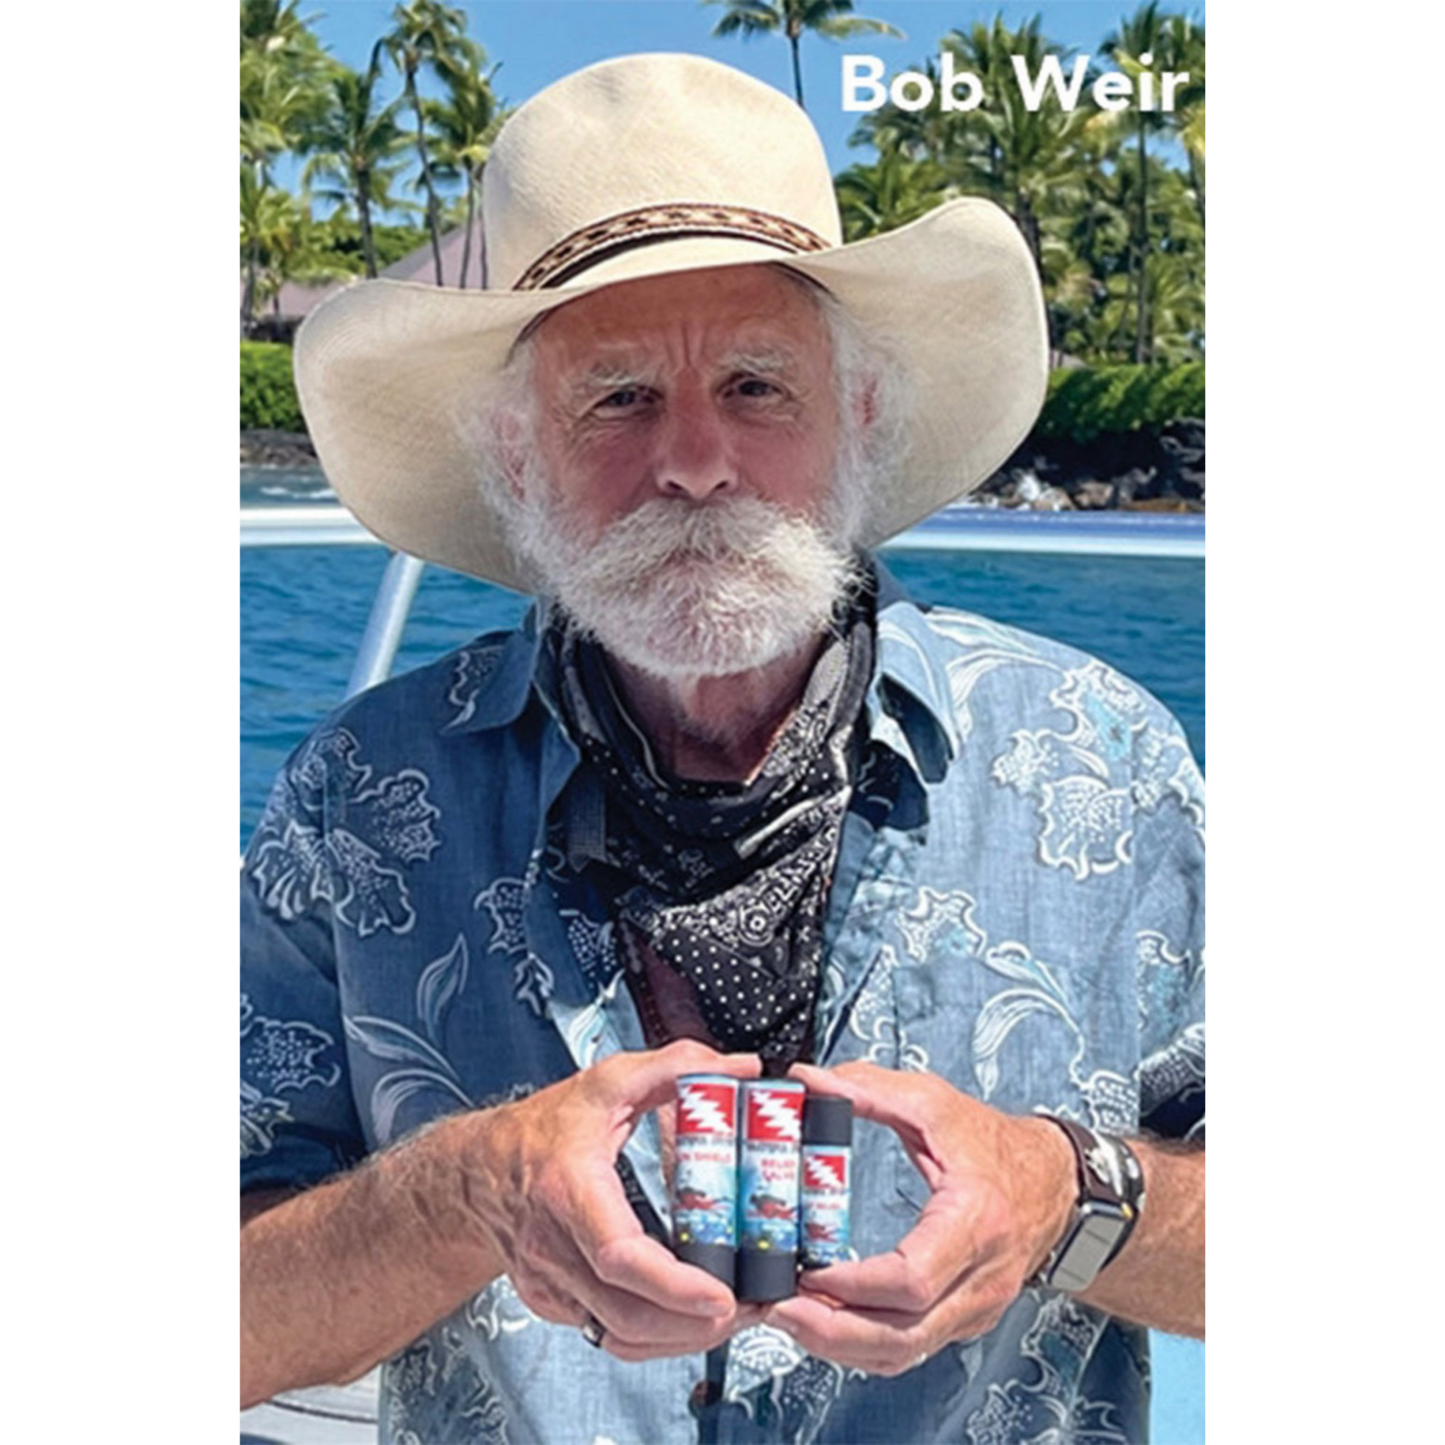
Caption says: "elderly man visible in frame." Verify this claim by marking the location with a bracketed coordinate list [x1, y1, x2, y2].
[241, 54, 1203, 1444]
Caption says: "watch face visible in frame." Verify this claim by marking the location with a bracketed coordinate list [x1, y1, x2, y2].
[1051, 1206, 1127, 1293]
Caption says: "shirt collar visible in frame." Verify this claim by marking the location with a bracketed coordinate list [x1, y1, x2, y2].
[439, 603, 556, 734]
[441, 561, 958, 787]
[862, 560, 959, 785]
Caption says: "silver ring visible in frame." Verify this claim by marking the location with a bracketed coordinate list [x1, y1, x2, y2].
[580, 1313, 606, 1349]
[914, 1350, 929, 1370]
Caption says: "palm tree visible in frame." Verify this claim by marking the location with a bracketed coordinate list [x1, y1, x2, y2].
[850, 18, 1091, 291]
[704, 0, 902, 111]
[1161, 13, 1206, 227]
[834, 151, 951, 241]
[240, 168, 351, 327]
[240, 0, 330, 185]
[938, 18, 1093, 274]
[302, 61, 414, 278]
[1068, 143, 1199, 365]
[426, 66, 505, 287]
[1101, 2, 1190, 363]
[374, 0, 483, 284]
[241, 166, 288, 329]
[1142, 249, 1205, 366]
[240, 1, 332, 329]
[1040, 131, 1132, 363]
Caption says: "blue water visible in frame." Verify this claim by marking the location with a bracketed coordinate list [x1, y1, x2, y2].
[239, 492, 1204, 1442]
[240, 544, 1203, 842]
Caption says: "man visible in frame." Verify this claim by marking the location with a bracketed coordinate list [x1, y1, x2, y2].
[242, 54, 1203, 1443]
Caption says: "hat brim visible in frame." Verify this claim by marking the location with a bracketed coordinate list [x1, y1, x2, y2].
[294, 196, 1047, 591]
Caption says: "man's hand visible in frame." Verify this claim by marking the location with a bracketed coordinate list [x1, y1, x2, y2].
[460, 1039, 765, 1360]
[764, 1061, 1078, 1375]
[243, 1041, 762, 1406]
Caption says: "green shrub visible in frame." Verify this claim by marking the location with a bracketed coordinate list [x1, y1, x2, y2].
[241, 342, 304, 432]
[1038, 363, 1205, 444]
[238, 347, 1203, 445]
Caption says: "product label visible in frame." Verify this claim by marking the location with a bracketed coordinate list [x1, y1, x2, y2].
[674, 1077, 739, 1248]
[739, 1083, 803, 1253]
[800, 1145, 852, 1266]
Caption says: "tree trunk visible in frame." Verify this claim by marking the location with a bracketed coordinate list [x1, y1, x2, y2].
[1134, 117, 1148, 366]
[1187, 150, 1205, 230]
[358, 173, 379, 279]
[243, 251, 259, 333]
[407, 65, 445, 285]
[789, 32, 805, 110]
[1115, 183, 1137, 366]
[459, 173, 476, 288]
[1017, 191, 1041, 276]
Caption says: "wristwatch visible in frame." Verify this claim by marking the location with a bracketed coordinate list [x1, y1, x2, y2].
[1031, 1117, 1146, 1293]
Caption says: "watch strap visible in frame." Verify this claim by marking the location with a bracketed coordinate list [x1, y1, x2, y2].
[1031, 1117, 1145, 1291]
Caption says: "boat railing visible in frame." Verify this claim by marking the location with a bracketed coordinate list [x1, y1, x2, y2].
[240, 501, 1203, 700]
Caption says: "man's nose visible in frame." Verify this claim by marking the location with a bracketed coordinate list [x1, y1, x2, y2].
[654, 387, 736, 501]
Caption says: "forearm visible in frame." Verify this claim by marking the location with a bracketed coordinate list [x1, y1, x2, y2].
[240, 1114, 505, 1408]
[1075, 1139, 1205, 1339]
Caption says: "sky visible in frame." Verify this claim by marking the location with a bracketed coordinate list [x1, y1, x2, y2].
[292, 0, 1195, 201]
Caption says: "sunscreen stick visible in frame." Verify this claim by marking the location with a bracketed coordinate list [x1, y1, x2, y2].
[672, 1074, 740, 1288]
[800, 1095, 853, 1268]
[737, 1078, 804, 1301]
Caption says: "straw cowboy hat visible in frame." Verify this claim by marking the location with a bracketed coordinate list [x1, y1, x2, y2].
[295, 52, 1048, 591]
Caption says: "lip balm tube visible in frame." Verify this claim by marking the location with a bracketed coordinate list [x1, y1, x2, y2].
[800, 1095, 853, 1269]
[737, 1078, 805, 1302]
[672, 1074, 740, 1288]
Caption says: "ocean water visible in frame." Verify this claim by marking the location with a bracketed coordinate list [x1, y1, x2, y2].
[240, 541, 1203, 840]
[239, 498, 1204, 1442]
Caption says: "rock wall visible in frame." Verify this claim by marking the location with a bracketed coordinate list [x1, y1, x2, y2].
[976, 419, 1205, 511]
[241, 419, 1206, 513]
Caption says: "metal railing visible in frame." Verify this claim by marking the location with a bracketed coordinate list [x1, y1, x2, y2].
[241, 504, 1203, 698]
[241, 504, 1205, 558]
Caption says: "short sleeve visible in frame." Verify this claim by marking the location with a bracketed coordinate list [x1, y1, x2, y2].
[1131, 737, 1205, 1142]
[240, 754, 366, 1193]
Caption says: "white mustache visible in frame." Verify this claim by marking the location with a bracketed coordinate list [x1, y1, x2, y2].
[564, 496, 837, 581]
[541, 495, 860, 680]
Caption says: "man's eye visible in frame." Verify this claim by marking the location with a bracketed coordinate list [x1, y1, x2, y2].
[732, 377, 780, 399]
[596, 387, 649, 410]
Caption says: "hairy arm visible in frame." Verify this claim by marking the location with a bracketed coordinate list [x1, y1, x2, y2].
[241, 1114, 505, 1409]
[766, 1063, 1203, 1375]
[241, 1041, 762, 1409]
[1075, 1136, 1204, 1338]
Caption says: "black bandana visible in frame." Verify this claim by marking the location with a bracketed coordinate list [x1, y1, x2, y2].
[556, 598, 873, 1072]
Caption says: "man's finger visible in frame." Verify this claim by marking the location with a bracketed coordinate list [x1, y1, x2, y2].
[543, 1225, 762, 1346]
[590, 1229, 741, 1319]
[793, 1200, 979, 1313]
[517, 1219, 751, 1352]
[766, 1292, 935, 1377]
[597, 1040, 761, 1118]
[582, 1275, 756, 1352]
[787, 1061, 934, 1150]
[535, 1147, 739, 1320]
[601, 1304, 765, 1362]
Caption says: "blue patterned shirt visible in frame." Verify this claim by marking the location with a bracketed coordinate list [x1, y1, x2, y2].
[241, 565, 1205, 1445]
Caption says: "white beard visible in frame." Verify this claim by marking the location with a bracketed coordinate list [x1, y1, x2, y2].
[515, 491, 863, 681]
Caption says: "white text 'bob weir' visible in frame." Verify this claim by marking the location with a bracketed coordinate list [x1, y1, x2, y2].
[842, 53, 1191, 114]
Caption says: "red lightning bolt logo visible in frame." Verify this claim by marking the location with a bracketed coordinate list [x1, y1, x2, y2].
[679, 1086, 733, 1135]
